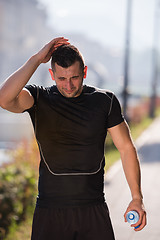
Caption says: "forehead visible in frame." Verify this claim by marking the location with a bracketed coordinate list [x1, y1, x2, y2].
[54, 61, 81, 76]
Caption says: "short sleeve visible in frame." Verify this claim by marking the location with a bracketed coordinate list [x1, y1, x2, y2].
[107, 94, 124, 128]
[22, 84, 39, 114]
[24, 84, 38, 109]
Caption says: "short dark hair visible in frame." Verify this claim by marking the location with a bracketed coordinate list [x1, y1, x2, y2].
[51, 44, 85, 74]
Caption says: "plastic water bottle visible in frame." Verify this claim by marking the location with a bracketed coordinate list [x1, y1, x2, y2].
[126, 211, 140, 229]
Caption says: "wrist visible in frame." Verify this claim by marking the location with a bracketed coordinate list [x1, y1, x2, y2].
[29, 53, 42, 66]
[132, 195, 143, 202]
[132, 189, 143, 201]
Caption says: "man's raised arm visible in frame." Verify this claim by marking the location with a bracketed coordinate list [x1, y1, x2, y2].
[0, 37, 69, 113]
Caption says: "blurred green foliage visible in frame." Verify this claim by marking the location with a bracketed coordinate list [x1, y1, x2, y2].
[0, 140, 39, 240]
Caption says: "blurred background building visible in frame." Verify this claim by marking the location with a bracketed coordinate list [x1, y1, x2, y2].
[0, 0, 53, 148]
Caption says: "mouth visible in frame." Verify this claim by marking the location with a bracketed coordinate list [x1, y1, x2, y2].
[59, 87, 82, 98]
[64, 89, 75, 94]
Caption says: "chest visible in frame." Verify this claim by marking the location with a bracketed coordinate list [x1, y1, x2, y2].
[35, 94, 109, 143]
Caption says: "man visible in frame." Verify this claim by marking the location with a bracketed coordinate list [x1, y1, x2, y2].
[0, 37, 146, 239]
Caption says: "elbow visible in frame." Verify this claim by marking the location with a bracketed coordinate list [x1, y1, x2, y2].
[0, 85, 13, 109]
[119, 142, 137, 157]
[0, 96, 6, 109]
[0, 101, 8, 110]
[0, 95, 11, 110]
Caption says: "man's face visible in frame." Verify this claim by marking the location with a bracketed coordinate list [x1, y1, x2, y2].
[51, 61, 87, 98]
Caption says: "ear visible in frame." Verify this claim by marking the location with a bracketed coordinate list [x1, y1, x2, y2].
[49, 68, 55, 80]
[83, 66, 88, 79]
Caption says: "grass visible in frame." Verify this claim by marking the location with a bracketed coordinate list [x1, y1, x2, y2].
[129, 117, 153, 140]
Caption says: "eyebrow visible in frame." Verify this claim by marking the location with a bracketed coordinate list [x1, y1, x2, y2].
[71, 75, 80, 78]
[58, 75, 80, 79]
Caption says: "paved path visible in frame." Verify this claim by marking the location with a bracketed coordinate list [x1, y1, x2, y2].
[104, 117, 160, 240]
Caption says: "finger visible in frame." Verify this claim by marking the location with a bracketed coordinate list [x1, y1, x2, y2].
[46, 38, 69, 50]
[55, 40, 70, 47]
[140, 212, 147, 229]
[54, 36, 68, 41]
[51, 37, 66, 43]
[130, 213, 142, 230]
[54, 42, 70, 49]
[54, 40, 70, 45]
[134, 213, 147, 231]
[124, 214, 127, 222]
[50, 41, 70, 54]
[124, 207, 131, 222]
[52, 39, 70, 49]
[53, 37, 69, 44]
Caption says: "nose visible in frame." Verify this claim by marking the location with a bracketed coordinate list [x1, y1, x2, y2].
[65, 79, 74, 90]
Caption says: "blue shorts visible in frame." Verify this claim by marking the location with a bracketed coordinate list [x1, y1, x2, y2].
[31, 202, 115, 240]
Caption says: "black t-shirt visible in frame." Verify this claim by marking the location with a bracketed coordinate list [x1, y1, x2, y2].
[25, 84, 124, 207]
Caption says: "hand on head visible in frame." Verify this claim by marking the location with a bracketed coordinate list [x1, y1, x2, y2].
[37, 37, 70, 64]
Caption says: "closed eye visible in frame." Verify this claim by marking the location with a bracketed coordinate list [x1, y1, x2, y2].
[58, 76, 80, 81]
[71, 76, 79, 80]
[58, 77, 66, 81]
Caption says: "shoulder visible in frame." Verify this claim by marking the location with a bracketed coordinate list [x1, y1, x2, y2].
[39, 85, 58, 95]
[25, 84, 58, 97]
[83, 85, 114, 100]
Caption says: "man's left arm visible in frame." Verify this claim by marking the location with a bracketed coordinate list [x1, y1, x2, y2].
[108, 121, 147, 231]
